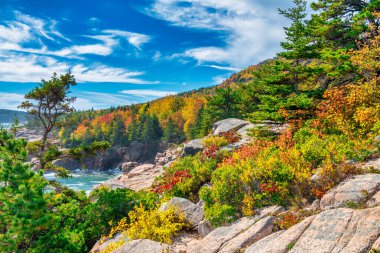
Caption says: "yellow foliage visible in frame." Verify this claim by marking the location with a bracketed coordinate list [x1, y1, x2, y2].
[126, 205, 189, 244]
[98, 238, 125, 253]
[202, 135, 228, 148]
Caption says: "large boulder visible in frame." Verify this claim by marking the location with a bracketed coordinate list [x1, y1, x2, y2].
[182, 139, 204, 157]
[198, 220, 214, 237]
[119, 161, 139, 173]
[212, 118, 250, 135]
[113, 239, 168, 253]
[186, 216, 273, 253]
[91, 233, 129, 252]
[160, 197, 204, 227]
[185, 206, 281, 253]
[372, 237, 380, 252]
[363, 157, 380, 172]
[367, 191, 380, 207]
[320, 173, 380, 209]
[91, 233, 168, 253]
[245, 216, 315, 253]
[245, 207, 380, 253]
[53, 157, 81, 171]
[128, 141, 145, 161]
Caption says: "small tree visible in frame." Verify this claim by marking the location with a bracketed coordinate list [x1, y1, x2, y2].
[19, 72, 77, 170]
[9, 116, 22, 135]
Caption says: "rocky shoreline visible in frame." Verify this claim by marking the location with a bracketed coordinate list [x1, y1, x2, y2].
[92, 156, 380, 253]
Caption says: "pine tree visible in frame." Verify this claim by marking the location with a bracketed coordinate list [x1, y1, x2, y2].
[163, 117, 180, 143]
[279, 0, 318, 92]
[111, 117, 128, 146]
[207, 86, 241, 120]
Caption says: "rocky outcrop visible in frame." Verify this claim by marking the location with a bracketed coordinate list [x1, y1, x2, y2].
[160, 197, 204, 228]
[367, 191, 380, 207]
[91, 233, 168, 253]
[247, 206, 380, 253]
[198, 220, 214, 237]
[212, 118, 250, 135]
[119, 161, 139, 173]
[54, 147, 129, 171]
[181, 206, 281, 253]
[54, 141, 163, 171]
[182, 139, 203, 157]
[363, 157, 380, 172]
[320, 173, 380, 209]
[113, 239, 168, 253]
[94, 163, 163, 192]
[182, 119, 288, 156]
[154, 147, 179, 166]
[186, 215, 274, 252]
[246, 216, 315, 253]
[93, 146, 180, 192]
[91, 233, 129, 252]
[373, 237, 380, 252]
[15, 128, 45, 142]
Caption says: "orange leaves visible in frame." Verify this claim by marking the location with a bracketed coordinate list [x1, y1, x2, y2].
[316, 79, 380, 137]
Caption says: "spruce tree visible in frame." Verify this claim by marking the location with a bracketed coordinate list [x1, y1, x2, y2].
[279, 0, 318, 92]
[207, 86, 241, 120]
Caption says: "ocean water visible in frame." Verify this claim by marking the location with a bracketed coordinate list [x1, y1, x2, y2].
[44, 168, 122, 193]
[0, 123, 12, 129]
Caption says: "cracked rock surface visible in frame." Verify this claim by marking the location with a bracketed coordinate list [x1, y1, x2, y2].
[246, 207, 380, 253]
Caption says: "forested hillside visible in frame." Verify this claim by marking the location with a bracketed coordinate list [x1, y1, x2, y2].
[2, 0, 380, 252]
[0, 109, 27, 123]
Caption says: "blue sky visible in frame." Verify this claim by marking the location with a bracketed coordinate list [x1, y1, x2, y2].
[0, 0, 296, 110]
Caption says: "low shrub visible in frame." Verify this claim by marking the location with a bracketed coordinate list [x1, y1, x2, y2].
[202, 135, 228, 148]
[152, 154, 218, 201]
[126, 205, 189, 243]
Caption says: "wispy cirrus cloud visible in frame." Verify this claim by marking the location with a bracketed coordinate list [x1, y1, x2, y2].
[103, 29, 151, 49]
[149, 0, 292, 68]
[0, 92, 25, 110]
[202, 64, 241, 72]
[120, 89, 177, 98]
[0, 53, 157, 83]
[0, 11, 154, 83]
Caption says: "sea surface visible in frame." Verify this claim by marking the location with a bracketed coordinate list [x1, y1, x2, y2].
[0, 123, 12, 129]
[44, 168, 122, 193]
[2, 121, 121, 193]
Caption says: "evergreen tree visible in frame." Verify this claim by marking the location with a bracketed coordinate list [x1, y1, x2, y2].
[127, 120, 139, 142]
[111, 117, 128, 146]
[207, 87, 241, 120]
[188, 106, 213, 139]
[279, 0, 319, 92]
[163, 117, 182, 143]
[141, 116, 162, 144]
[0, 130, 54, 251]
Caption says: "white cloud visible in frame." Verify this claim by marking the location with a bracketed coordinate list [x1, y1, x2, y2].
[150, 0, 292, 68]
[202, 65, 241, 72]
[73, 92, 139, 110]
[212, 74, 229, 85]
[103, 29, 151, 49]
[153, 51, 162, 61]
[13, 11, 66, 41]
[0, 92, 25, 110]
[0, 11, 155, 83]
[0, 53, 157, 84]
[120, 89, 177, 97]
[72, 65, 155, 83]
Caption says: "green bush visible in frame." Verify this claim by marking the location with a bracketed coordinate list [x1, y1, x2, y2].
[154, 154, 218, 201]
[203, 203, 237, 227]
[202, 135, 228, 148]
